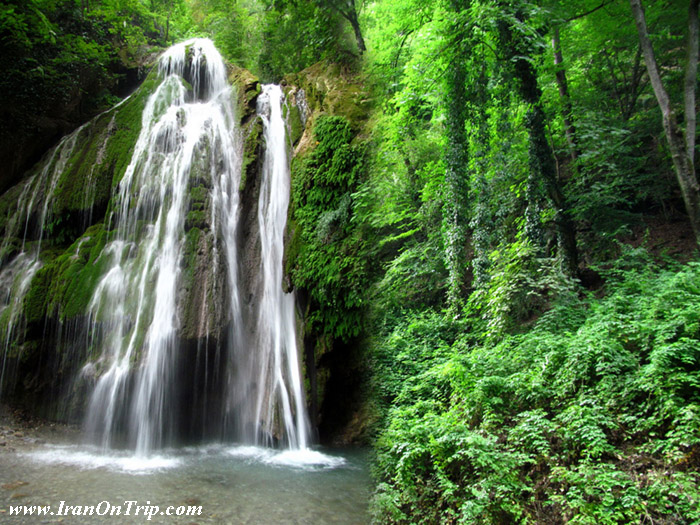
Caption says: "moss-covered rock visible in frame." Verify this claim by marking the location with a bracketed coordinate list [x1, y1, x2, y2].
[178, 226, 225, 342]
[284, 59, 372, 158]
[241, 118, 263, 193]
[284, 100, 304, 148]
[228, 64, 261, 123]
[23, 223, 109, 324]
[49, 72, 159, 235]
[185, 209, 208, 232]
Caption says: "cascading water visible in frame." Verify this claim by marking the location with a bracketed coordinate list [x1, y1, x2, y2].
[228, 85, 309, 449]
[82, 38, 239, 453]
[0, 128, 84, 397]
[73, 39, 310, 454]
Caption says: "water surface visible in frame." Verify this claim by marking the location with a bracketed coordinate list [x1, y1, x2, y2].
[0, 438, 371, 524]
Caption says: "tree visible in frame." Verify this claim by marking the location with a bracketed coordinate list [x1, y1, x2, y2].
[499, 1, 578, 275]
[323, 0, 365, 53]
[629, 0, 700, 244]
[268, 0, 366, 55]
[443, 0, 471, 311]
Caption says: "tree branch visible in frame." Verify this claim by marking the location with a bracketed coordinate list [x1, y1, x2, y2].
[562, 0, 617, 23]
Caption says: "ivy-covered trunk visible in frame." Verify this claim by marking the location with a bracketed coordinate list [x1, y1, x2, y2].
[500, 2, 578, 276]
[443, 0, 471, 311]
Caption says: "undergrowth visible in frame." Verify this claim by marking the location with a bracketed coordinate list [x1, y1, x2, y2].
[370, 258, 700, 524]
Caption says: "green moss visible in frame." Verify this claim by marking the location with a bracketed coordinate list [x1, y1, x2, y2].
[23, 266, 51, 325]
[190, 186, 209, 210]
[284, 59, 372, 140]
[185, 210, 208, 232]
[180, 226, 203, 337]
[285, 102, 304, 147]
[60, 225, 110, 319]
[228, 65, 260, 121]
[241, 119, 263, 192]
[23, 223, 109, 323]
[46, 71, 158, 245]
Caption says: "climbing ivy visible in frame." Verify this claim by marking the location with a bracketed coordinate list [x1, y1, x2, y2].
[287, 115, 368, 342]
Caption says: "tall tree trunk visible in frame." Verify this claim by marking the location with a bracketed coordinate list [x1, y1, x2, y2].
[502, 12, 579, 276]
[443, 0, 471, 311]
[551, 27, 580, 165]
[629, 0, 700, 244]
[336, 0, 366, 54]
[347, 11, 366, 53]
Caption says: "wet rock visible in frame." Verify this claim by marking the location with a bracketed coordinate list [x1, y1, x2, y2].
[2, 481, 28, 490]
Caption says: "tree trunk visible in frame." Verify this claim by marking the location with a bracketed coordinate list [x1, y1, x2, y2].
[630, 0, 700, 244]
[551, 27, 580, 164]
[331, 0, 366, 54]
[503, 13, 579, 276]
[342, 1, 366, 54]
[443, 0, 471, 311]
[443, 56, 469, 311]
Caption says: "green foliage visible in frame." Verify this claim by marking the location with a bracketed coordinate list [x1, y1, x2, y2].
[257, 2, 351, 81]
[371, 260, 700, 523]
[189, 0, 257, 69]
[287, 115, 368, 341]
[0, 2, 697, 524]
[24, 223, 109, 323]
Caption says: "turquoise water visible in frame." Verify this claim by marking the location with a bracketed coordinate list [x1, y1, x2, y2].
[0, 441, 371, 524]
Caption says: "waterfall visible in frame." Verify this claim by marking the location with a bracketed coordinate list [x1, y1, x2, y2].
[71, 39, 309, 454]
[0, 128, 84, 398]
[227, 85, 309, 449]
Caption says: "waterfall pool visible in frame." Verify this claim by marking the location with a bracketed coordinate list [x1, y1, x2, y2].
[0, 433, 371, 524]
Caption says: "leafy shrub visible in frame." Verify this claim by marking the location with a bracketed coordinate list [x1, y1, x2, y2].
[370, 260, 700, 523]
[287, 115, 369, 341]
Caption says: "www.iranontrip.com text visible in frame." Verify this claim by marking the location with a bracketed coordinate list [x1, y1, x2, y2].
[8, 500, 202, 520]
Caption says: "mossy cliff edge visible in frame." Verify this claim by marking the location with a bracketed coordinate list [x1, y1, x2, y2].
[283, 60, 374, 444]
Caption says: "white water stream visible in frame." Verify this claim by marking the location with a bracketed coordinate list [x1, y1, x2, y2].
[227, 85, 310, 450]
[78, 39, 310, 455]
[0, 127, 85, 398]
